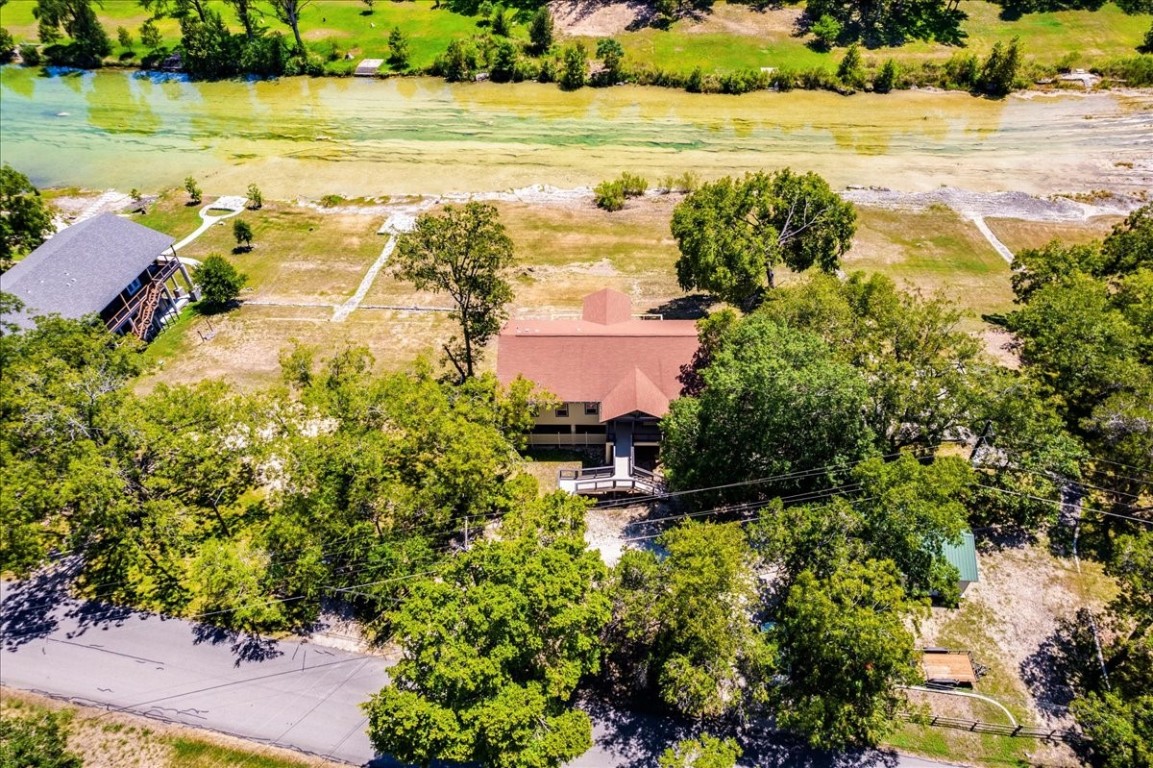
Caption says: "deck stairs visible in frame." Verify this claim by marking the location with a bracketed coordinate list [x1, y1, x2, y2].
[132, 283, 164, 340]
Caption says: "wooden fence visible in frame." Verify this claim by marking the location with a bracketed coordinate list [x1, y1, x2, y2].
[899, 712, 1083, 743]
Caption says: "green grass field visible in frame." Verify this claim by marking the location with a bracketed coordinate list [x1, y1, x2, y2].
[1, 0, 1148, 75]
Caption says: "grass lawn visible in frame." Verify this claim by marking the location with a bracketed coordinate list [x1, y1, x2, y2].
[130, 191, 1041, 390]
[2, 1, 1147, 74]
[843, 205, 1015, 323]
[885, 722, 1033, 767]
[983, 215, 1123, 254]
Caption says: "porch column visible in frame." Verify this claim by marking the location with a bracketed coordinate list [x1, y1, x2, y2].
[175, 249, 199, 301]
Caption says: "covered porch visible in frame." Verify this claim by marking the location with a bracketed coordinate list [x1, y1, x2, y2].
[557, 416, 666, 496]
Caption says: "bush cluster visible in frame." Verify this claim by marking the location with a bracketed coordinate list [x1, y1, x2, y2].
[594, 172, 649, 212]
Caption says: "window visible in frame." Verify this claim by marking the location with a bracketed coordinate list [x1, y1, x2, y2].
[584, 402, 599, 416]
[125, 277, 142, 296]
[575, 425, 606, 435]
[532, 424, 571, 434]
[554, 404, 569, 418]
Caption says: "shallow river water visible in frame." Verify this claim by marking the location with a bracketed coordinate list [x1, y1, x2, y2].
[1, 67, 1150, 196]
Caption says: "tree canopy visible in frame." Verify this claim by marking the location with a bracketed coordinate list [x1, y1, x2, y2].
[364, 493, 609, 768]
[671, 170, 856, 308]
[770, 559, 924, 748]
[0, 165, 54, 271]
[662, 313, 875, 500]
[393, 202, 515, 382]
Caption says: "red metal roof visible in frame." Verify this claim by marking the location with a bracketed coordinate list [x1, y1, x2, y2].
[497, 290, 699, 420]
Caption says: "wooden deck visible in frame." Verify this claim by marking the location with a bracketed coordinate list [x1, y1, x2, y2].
[921, 650, 978, 686]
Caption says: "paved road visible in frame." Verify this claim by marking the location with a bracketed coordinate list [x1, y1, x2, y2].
[1, 576, 957, 768]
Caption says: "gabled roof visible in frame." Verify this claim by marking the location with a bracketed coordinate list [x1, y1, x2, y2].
[497, 289, 699, 420]
[1, 213, 174, 329]
[941, 531, 980, 583]
[601, 367, 673, 421]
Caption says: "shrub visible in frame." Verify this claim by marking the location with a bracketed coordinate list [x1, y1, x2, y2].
[528, 6, 554, 56]
[184, 176, 202, 205]
[720, 69, 768, 94]
[0, 710, 82, 768]
[770, 67, 797, 91]
[320, 193, 345, 207]
[489, 39, 519, 83]
[837, 43, 866, 90]
[537, 56, 557, 83]
[233, 219, 254, 250]
[435, 39, 478, 83]
[686, 66, 704, 93]
[619, 172, 648, 198]
[1140, 23, 1153, 55]
[810, 14, 843, 51]
[559, 42, 587, 90]
[1095, 54, 1153, 86]
[0, 28, 15, 62]
[139, 19, 162, 50]
[246, 183, 263, 210]
[388, 26, 409, 69]
[117, 26, 134, 50]
[943, 52, 980, 89]
[594, 180, 625, 212]
[19, 43, 41, 66]
[194, 254, 248, 310]
[979, 37, 1022, 96]
[874, 59, 898, 93]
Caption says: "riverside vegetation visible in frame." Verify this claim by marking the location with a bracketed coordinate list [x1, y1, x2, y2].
[0, 0, 1151, 92]
[2, 159, 1151, 766]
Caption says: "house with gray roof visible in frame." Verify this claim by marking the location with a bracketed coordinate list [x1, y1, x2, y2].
[1, 213, 198, 340]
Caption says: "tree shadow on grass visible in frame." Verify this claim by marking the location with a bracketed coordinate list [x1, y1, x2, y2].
[645, 294, 712, 320]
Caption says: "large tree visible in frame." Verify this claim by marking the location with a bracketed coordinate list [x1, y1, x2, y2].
[34, 0, 112, 65]
[770, 559, 923, 748]
[671, 170, 856, 308]
[662, 315, 875, 501]
[364, 493, 609, 768]
[803, 0, 966, 47]
[393, 202, 515, 382]
[268, 0, 312, 53]
[758, 272, 986, 454]
[0, 165, 54, 271]
[603, 522, 767, 718]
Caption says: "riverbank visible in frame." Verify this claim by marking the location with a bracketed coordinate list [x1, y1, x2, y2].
[1, 1, 1150, 93]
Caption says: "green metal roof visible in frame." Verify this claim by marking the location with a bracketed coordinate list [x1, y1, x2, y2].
[941, 531, 980, 583]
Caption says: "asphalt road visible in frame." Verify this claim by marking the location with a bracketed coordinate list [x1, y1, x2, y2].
[1, 576, 957, 768]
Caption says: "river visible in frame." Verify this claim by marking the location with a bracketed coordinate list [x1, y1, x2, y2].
[1, 67, 1150, 197]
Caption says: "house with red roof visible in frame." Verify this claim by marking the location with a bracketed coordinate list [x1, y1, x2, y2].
[497, 289, 699, 494]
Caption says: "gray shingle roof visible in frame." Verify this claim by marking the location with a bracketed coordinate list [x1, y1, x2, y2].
[1, 213, 175, 329]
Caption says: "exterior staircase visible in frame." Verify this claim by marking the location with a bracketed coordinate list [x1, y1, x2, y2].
[132, 283, 163, 340]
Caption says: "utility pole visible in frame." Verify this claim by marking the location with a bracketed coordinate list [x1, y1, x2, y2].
[969, 420, 993, 464]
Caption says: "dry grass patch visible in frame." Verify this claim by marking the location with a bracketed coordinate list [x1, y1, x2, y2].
[918, 537, 1117, 727]
[139, 305, 455, 392]
[138, 200, 387, 304]
[983, 215, 1122, 255]
[846, 206, 1015, 321]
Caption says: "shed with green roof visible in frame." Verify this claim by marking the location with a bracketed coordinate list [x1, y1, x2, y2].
[942, 530, 980, 596]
